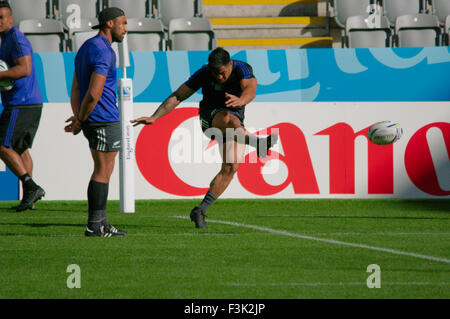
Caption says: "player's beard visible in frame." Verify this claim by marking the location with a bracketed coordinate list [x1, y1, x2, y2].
[112, 32, 125, 43]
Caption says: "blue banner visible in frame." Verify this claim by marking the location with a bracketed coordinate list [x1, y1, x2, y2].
[0, 104, 19, 200]
[24, 46, 450, 104]
[0, 167, 18, 201]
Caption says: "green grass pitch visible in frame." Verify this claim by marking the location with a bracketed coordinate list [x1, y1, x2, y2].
[0, 199, 448, 299]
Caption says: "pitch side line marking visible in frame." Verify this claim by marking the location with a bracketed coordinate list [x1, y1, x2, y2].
[172, 216, 450, 264]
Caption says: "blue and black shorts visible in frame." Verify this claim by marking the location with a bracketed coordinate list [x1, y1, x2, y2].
[0, 104, 42, 154]
[199, 107, 245, 141]
[82, 121, 121, 152]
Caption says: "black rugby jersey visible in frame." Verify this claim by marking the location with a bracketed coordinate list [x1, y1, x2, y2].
[184, 60, 255, 121]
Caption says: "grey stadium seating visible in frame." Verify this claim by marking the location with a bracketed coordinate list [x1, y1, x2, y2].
[382, 0, 423, 26]
[430, 0, 450, 25]
[9, 0, 52, 27]
[67, 18, 98, 51]
[333, 0, 372, 28]
[19, 19, 65, 52]
[346, 14, 392, 48]
[395, 13, 441, 47]
[157, 0, 203, 29]
[332, 0, 373, 47]
[107, 1, 166, 51]
[70, 30, 98, 52]
[168, 17, 215, 51]
[58, 0, 100, 29]
[126, 17, 165, 51]
[107, 0, 149, 19]
[445, 15, 450, 45]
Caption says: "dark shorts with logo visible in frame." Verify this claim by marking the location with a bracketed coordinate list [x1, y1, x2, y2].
[0, 104, 43, 154]
[199, 107, 245, 141]
[82, 121, 121, 152]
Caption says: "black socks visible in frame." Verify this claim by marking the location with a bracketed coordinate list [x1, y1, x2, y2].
[198, 190, 217, 212]
[19, 173, 38, 191]
[87, 180, 109, 228]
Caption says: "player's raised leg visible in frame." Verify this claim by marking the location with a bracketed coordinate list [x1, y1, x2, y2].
[211, 110, 278, 158]
[243, 127, 279, 159]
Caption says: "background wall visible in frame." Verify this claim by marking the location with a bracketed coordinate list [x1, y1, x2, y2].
[1, 47, 449, 200]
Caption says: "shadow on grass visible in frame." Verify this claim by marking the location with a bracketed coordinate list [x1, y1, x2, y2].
[0, 221, 192, 232]
[0, 207, 83, 214]
[0, 222, 85, 228]
[0, 232, 83, 237]
[390, 199, 450, 213]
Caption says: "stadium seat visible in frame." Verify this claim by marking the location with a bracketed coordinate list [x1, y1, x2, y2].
[157, 0, 203, 29]
[333, 0, 372, 28]
[430, 0, 450, 25]
[382, 0, 424, 26]
[126, 17, 165, 51]
[445, 15, 450, 45]
[168, 17, 215, 51]
[9, 0, 52, 27]
[67, 18, 99, 51]
[19, 19, 66, 52]
[58, 0, 100, 29]
[71, 30, 98, 52]
[107, 0, 149, 18]
[346, 15, 392, 48]
[332, 0, 373, 47]
[395, 13, 441, 47]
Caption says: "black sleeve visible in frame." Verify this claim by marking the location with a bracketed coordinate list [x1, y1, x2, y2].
[184, 65, 208, 92]
[236, 62, 255, 80]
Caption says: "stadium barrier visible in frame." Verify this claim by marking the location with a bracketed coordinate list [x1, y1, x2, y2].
[0, 47, 449, 200]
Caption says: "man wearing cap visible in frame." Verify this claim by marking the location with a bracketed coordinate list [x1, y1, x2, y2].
[65, 7, 128, 237]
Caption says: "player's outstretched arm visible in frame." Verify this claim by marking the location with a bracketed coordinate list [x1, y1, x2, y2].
[131, 83, 195, 126]
[225, 77, 257, 108]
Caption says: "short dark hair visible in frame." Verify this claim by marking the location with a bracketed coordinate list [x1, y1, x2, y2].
[208, 47, 231, 70]
[0, 1, 11, 12]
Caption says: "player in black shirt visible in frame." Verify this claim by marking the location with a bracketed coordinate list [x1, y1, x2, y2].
[132, 48, 278, 228]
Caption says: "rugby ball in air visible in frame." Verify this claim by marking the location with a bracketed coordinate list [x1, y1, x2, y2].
[0, 59, 14, 91]
[367, 121, 403, 145]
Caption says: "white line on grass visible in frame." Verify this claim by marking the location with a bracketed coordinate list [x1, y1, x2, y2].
[227, 282, 450, 287]
[253, 214, 449, 219]
[172, 216, 450, 264]
[305, 232, 450, 236]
